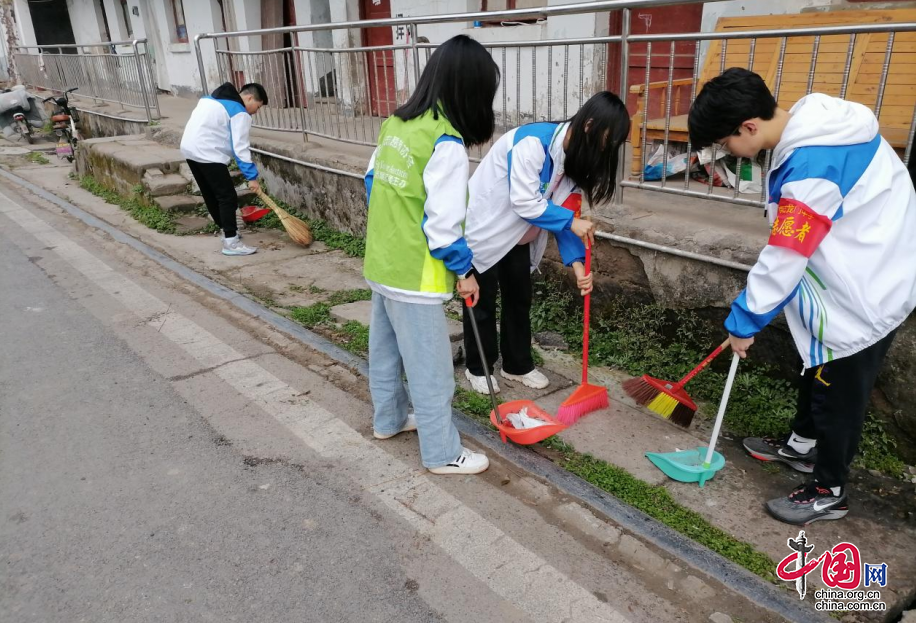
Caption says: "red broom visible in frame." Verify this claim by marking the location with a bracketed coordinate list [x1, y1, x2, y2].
[557, 243, 609, 424]
[622, 338, 730, 428]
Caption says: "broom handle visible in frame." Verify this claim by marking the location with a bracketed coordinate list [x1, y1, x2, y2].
[703, 352, 740, 468]
[581, 244, 592, 385]
[676, 338, 731, 387]
[255, 188, 285, 218]
[465, 297, 502, 420]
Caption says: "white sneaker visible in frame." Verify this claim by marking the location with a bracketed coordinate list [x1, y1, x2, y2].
[428, 447, 490, 475]
[373, 413, 417, 439]
[222, 235, 257, 256]
[501, 368, 550, 390]
[465, 369, 500, 395]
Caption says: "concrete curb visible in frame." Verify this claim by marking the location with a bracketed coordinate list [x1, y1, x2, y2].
[0, 166, 832, 623]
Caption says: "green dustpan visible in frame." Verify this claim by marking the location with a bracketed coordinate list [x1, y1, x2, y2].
[646, 353, 740, 488]
[646, 447, 726, 488]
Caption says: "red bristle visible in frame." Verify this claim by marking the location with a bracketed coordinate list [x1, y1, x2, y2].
[557, 383, 609, 424]
[669, 402, 697, 428]
[557, 391, 609, 425]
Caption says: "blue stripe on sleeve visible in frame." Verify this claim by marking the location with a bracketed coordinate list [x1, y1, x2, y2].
[554, 228, 586, 266]
[421, 213, 473, 276]
[725, 286, 800, 338]
[524, 200, 575, 232]
[364, 169, 374, 207]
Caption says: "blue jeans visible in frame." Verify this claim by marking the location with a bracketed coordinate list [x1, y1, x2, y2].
[369, 292, 461, 468]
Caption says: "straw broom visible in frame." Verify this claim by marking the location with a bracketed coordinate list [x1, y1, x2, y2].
[254, 188, 313, 246]
[622, 338, 730, 428]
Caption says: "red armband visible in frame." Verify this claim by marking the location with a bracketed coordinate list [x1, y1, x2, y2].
[767, 198, 832, 258]
[560, 193, 582, 218]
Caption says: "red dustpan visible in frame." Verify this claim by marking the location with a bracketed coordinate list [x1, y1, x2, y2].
[240, 205, 271, 223]
[465, 298, 566, 445]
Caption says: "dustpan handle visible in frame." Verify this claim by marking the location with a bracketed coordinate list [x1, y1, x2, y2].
[703, 352, 740, 468]
[465, 297, 502, 419]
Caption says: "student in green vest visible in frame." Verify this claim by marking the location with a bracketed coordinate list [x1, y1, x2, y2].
[363, 35, 501, 474]
[364, 35, 500, 474]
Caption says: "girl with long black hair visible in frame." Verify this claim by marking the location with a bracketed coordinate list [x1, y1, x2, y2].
[462, 91, 629, 394]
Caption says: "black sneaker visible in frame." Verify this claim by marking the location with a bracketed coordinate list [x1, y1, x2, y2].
[743, 436, 816, 473]
[766, 482, 848, 525]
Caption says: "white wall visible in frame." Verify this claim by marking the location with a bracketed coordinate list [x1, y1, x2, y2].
[142, 0, 222, 96]
[67, 0, 107, 44]
[12, 0, 37, 47]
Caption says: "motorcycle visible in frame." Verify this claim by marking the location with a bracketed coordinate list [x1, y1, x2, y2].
[0, 86, 43, 144]
[43, 87, 81, 162]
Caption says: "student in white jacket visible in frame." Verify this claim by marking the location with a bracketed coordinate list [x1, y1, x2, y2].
[463, 92, 630, 394]
[181, 82, 266, 256]
[689, 68, 916, 526]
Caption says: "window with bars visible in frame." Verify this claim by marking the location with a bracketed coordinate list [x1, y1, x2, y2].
[479, 0, 546, 25]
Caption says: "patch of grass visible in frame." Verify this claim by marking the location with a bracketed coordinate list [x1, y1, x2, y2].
[80, 176, 176, 234]
[288, 284, 305, 293]
[530, 346, 544, 367]
[327, 288, 371, 306]
[454, 386, 501, 421]
[540, 436, 778, 582]
[289, 301, 331, 327]
[25, 151, 50, 165]
[339, 320, 369, 354]
[853, 413, 906, 476]
[287, 288, 373, 355]
[308, 285, 327, 294]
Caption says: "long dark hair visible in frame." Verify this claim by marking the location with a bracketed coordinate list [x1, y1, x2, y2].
[563, 91, 630, 206]
[394, 35, 499, 147]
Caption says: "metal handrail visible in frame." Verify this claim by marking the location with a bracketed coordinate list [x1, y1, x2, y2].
[12, 38, 159, 122]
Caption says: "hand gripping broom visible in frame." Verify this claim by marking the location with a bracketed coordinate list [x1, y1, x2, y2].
[254, 188, 313, 246]
[557, 243, 609, 424]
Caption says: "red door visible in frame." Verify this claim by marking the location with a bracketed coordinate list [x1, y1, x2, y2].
[608, 5, 704, 117]
[361, 0, 397, 117]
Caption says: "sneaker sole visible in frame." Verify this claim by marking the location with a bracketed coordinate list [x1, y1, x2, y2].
[428, 463, 490, 475]
[373, 426, 417, 440]
[222, 250, 257, 256]
[765, 504, 848, 526]
[500, 370, 549, 390]
[465, 371, 500, 395]
[744, 442, 815, 474]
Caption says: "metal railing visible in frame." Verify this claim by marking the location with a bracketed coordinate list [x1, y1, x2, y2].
[195, 0, 915, 209]
[13, 40, 160, 123]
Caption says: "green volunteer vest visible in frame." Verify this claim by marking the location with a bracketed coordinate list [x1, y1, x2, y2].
[364, 110, 464, 295]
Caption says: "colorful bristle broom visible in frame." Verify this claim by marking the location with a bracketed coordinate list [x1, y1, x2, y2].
[622, 338, 730, 428]
[557, 243, 609, 424]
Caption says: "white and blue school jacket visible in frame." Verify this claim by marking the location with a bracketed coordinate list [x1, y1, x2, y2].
[727, 94, 916, 367]
[465, 122, 587, 274]
[180, 91, 258, 181]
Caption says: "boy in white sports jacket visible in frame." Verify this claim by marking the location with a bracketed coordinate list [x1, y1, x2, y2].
[181, 82, 266, 256]
[689, 68, 915, 526]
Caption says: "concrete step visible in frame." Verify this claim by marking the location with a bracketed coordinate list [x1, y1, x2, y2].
[330, 300, 464, 342]
[144, 172, 190, 197]
[155, 194, 204, 213]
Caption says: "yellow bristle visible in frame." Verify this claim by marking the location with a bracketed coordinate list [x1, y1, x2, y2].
[647, 393, 679, 418]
